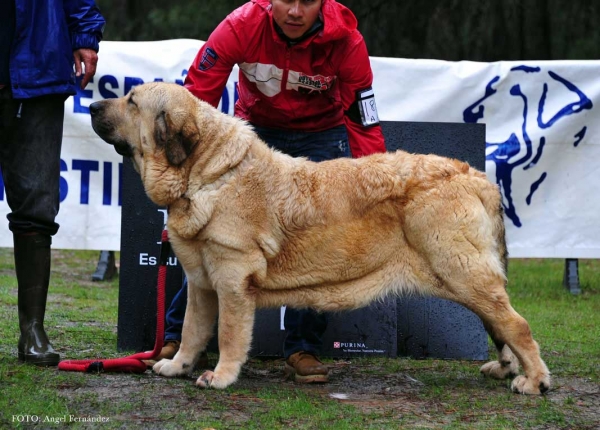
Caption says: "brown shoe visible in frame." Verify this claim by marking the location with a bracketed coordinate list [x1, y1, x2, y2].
[143, 341, 210, 369]
[143, 340, 180, 367]
[285, 351, 329, 383]
[155, 340, 180, 360]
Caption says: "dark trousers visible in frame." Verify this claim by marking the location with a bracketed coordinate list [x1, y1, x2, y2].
[165, 277, 187, 342]
[0, 87, 65, 235]
[165, 124, 351, 358]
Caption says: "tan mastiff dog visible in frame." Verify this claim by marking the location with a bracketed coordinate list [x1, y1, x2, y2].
[90, 82, 550, 394]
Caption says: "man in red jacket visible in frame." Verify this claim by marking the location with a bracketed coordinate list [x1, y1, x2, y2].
[157, 0, 385, 383]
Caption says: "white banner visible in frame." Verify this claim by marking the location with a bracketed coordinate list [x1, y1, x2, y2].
[1, 40, 598, 258]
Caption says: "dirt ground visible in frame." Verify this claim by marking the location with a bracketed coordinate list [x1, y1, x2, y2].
[9, 250, 593, 428]
[57, 357, 600, 429]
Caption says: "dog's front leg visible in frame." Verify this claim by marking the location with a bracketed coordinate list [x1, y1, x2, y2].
[196, 289, 256, 389]
[154, 286, 218, 378]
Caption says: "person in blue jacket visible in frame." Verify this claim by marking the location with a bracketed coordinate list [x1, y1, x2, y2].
[0, 0, 105, 366]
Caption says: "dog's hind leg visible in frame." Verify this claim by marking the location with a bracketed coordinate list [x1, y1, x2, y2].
[196, 287, 256, 389]
[154, 287, 218, 378]
[445, 277, 550, 395]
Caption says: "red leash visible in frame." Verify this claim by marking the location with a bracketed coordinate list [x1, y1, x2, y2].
[58, 229, 169, 373]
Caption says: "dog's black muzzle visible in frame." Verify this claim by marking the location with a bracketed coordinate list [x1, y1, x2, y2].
[90, 101, 133, 157]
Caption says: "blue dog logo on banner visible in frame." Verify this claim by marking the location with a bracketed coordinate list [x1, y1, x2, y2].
[463, 66, 593, 227]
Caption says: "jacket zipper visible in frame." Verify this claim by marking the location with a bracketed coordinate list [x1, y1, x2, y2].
[282, 47, 291, 93]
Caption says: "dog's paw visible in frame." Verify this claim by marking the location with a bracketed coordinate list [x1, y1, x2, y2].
[196, 370, 215, 388]
[195, 370, 236, 389]
[510, 375, 551, 395]
[480, 360, 518, 380]
[153, 359, 187, 377]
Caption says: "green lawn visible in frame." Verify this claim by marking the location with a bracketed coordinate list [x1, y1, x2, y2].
[0, 249, 598, 429]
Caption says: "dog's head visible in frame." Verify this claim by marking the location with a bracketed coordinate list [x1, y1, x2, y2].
[90, 82, 255, 207]
[90, 82, 200, 170]
[90, 82, 203, 205]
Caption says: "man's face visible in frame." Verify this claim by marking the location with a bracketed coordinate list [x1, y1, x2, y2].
[271, 0, 322, 40]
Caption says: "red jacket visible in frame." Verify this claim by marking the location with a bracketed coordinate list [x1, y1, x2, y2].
[184, 0, 385, 157]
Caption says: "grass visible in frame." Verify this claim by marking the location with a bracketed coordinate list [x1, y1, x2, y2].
[0, 249, 599, 429]
[507, 259, 600, 381]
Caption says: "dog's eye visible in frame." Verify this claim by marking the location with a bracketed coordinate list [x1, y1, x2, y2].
[128, 96, 137, 107]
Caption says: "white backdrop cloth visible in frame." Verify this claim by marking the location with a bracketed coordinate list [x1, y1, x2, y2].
[1, 39, 598, 258]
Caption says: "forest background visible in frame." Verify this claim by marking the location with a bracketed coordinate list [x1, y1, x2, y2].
[94, 0, 599, 61]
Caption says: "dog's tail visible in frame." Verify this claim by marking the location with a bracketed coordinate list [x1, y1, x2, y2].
[494, 204, 509, 278]
[474, 170, 509, 278]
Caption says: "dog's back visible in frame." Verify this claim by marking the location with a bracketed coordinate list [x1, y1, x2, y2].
[247, 148, 507, 310]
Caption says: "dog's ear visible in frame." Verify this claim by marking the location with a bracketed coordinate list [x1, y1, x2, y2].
[154, 111, 200, 166]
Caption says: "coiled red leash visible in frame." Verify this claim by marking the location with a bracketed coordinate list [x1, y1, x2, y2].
[58, 229, 169, 373]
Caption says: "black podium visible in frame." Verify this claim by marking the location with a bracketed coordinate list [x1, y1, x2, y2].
[117, 121, 488, 361]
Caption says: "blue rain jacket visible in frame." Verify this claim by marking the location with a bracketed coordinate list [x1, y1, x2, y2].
[9, 0, 105, 99]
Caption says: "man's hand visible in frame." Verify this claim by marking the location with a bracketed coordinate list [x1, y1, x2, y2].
[73, 48, 99, 89]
